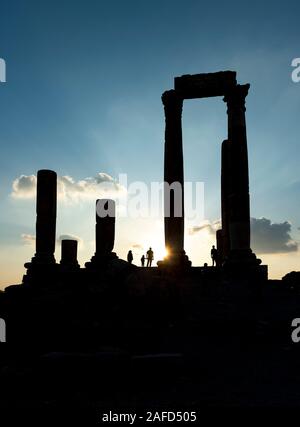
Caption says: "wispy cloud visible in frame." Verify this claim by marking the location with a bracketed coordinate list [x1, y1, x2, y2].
[21, 233, 35, 245]
[132, 243, 143, 249]
[21, 233, 84, 247]
[189, 220, 221, 235]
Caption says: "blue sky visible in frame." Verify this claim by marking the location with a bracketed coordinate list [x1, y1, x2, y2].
[0, 0, 300, 286]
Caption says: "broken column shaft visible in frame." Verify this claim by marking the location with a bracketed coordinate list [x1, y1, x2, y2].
[96, 199, 115, 255]
[86, 199, 117, 268]
[60, 239, 79, 268]
[34, 169, 57, 264]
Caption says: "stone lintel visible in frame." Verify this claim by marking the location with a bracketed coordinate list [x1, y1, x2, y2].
[174, 71, 237, 99]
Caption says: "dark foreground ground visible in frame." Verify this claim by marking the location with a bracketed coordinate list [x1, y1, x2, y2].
[1, 265, 300, 424]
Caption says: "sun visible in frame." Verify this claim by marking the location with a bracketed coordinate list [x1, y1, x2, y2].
[142, 237, 168, 262]
[164, 247, 170, 258]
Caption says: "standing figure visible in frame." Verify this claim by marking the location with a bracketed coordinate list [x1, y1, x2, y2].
[210, 245, 218, 267]
[127, 250, 133, 264]
[146, 247, 154, 267]
[141, 254, 145, 267]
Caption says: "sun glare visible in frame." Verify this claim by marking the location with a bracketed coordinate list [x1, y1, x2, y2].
[137, 237, 167, 263]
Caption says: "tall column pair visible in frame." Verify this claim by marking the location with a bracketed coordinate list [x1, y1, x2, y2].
[221, 84, 260, 266]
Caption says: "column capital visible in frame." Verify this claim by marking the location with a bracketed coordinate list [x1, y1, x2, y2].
[162, 90, 183, 112]
[223, 84, 250, 111]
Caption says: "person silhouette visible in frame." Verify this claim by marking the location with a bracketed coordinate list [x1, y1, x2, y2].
[146, 247, 154, 267]
[127, 250, 133, 264]
[210, 245, 218, 267]
[141, 254, 145, 267]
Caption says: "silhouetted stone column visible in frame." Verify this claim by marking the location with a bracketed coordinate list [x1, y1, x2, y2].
[34, 169, 57, 264]
[86, 199, 117, 268]
[158, 90, 190, 270]
[23, 169, 57, 284]
[216, 229, 223, 265]
[60, 240, 79, 268]
[224, 85, 259, 265]
[220, 139, 231, 260]
[96, 199, 116, 255]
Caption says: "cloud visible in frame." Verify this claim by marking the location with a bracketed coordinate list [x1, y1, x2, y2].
[12, 175, 37, 199]
[11, 172, 126, 202]
[251, 217, 298, 254]
[21, 233, 84, 247]
[188, 220, 221, 235]
[132, 243, 143, 249]
[189, 217, 298, 254]
[21, 233, 35, 245]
